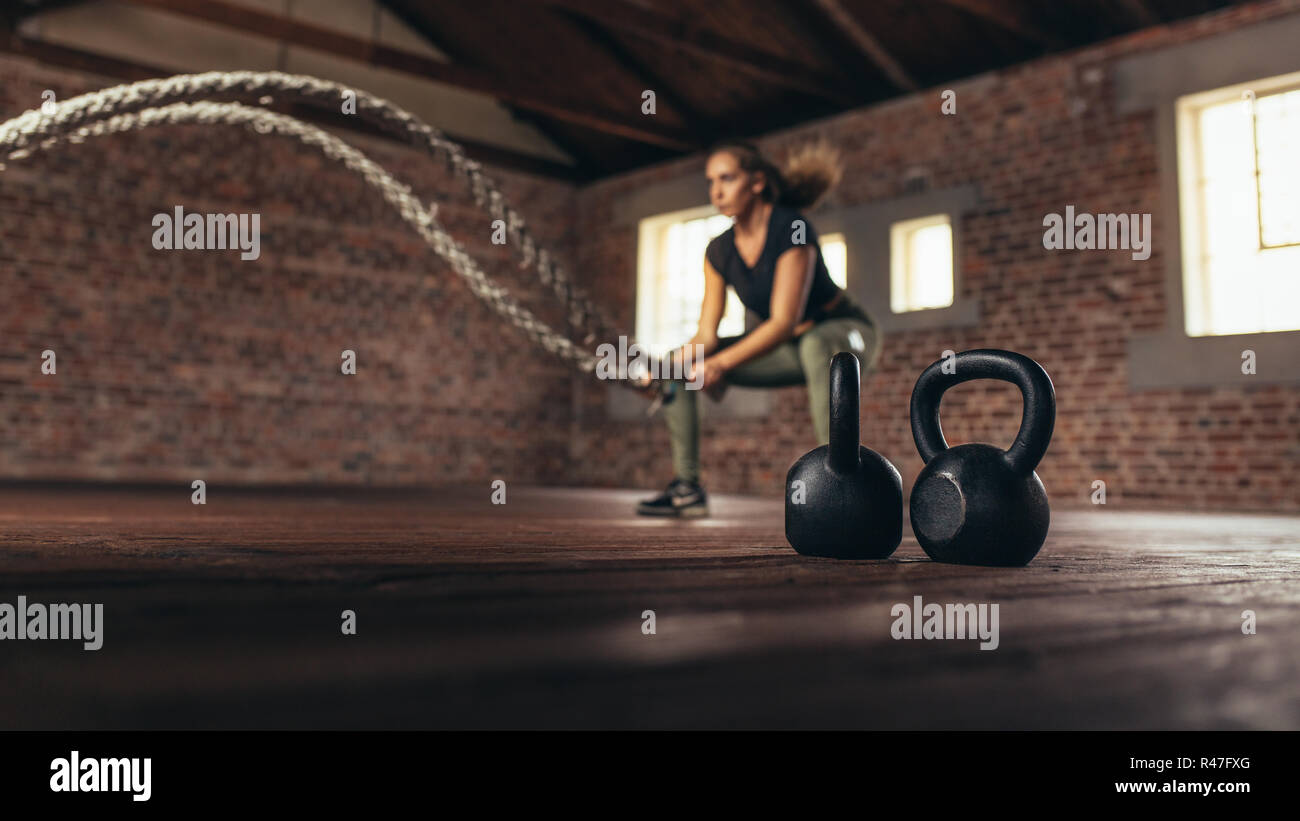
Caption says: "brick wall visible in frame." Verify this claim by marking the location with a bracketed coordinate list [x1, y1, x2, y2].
[2, 1, 1297, 512]
[0, 54, 578, 486]
[565, 0, 1300, 512]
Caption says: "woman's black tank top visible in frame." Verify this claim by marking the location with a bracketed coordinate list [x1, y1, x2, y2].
[704, 203, 868, 324]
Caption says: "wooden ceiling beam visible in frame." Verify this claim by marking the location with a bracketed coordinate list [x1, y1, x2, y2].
[934, 0, 1064, 49]
[0, 26, 162, 81]
[374, 0, 604, 177]
[120, 0, 700, 151]
[8, 0, 96, 24]
[1116, 0, 1162, 28]
[536, 0, 861, 106]
[556, 10, 716, 141]
[809, 0, 919, 93]
[0, 29, 583, 180]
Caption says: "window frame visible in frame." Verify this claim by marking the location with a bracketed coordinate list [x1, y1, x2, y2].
[889, 212, 956, 314]
[1250, 83, 1300, 251]
[1116, 15, 1300, 388]
[813, 185, 980, 334]
[634, 204, 744, 357]
[1175, 74, 1300, 338]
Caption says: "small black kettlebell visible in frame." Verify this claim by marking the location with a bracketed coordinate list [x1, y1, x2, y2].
[786, 352, 902, 558]
[909, 349, 1056, 567]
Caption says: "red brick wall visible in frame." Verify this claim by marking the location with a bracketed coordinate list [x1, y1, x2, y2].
[2, 1, 1297, 513]
[0, 54, 578, 486]
[566, 0, 1300, 512]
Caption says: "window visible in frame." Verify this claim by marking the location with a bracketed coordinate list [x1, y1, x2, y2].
[889, 214, 954, 313]
[1176, 73, 1300, 336]
[636, 206, 745, 356]
[1255, 89, 1300, 248]
[821, 232, 848, 288]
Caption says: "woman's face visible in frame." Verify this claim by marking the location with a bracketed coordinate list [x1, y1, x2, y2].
[706, 150, 765, 219]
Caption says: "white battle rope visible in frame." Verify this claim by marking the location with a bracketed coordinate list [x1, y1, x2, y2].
[0, 72, 626, 374]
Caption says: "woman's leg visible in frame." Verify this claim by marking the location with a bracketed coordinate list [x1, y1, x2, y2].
[662, 373, 703, 484]
[721, 339, 807, 388]
[796, 319, 881, 444]
[662, 335, 805, 483]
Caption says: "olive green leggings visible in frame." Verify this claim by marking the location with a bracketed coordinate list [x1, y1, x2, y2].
[665, 318, 881, 484]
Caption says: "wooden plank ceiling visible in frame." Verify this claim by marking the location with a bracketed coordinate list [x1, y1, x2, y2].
[382, 0, 1246, 178]
[2, 0, 1249, 181]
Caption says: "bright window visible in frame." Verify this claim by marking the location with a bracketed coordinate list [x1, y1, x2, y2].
[637, 206, 744, 356]
[890, 214, 954, 313]
[1256, 89, 1300, 248]
[821, 232, 848, 288]
[1176, 73, 1300, 336]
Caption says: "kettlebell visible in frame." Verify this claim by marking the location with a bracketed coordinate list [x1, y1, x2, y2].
[909, 349, 1056, 567]
[785, 352, 902, 558]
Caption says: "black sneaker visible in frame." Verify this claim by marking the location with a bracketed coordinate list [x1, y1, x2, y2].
[637, 478, 709, 518]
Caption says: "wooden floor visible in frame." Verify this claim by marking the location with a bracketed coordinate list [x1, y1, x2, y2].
[0, 484, 1296, 730]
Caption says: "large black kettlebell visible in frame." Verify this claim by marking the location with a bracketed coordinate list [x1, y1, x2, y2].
[786, 352, 902, 558]
[909, 349, 1056, 567]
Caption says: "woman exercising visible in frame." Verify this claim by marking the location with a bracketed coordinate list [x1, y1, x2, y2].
[637, 139, 881, 517]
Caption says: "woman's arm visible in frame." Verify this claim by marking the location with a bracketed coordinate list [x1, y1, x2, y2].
[705, 245, 815, 375]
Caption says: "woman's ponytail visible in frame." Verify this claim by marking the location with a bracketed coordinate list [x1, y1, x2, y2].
[778, 138, 843, 211]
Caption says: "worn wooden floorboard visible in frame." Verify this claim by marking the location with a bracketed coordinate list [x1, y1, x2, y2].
[0, 485, 1296, 729]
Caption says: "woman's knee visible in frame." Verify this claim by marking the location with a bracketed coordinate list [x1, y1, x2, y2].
[797, 332, 831, 369]
[799, 322, 877, 370]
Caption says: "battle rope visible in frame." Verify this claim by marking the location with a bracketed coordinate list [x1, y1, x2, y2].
[0, 71, 633, 370]
[1, 99, 600, 373]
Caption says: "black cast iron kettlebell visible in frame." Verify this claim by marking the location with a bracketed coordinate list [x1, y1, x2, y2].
[909, 349, 1056, 567]
[786, 352, 902, 558]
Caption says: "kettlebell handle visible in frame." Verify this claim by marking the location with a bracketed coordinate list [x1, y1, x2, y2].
[910, 349, 1055, 476]
[827, 352, 861, 474]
